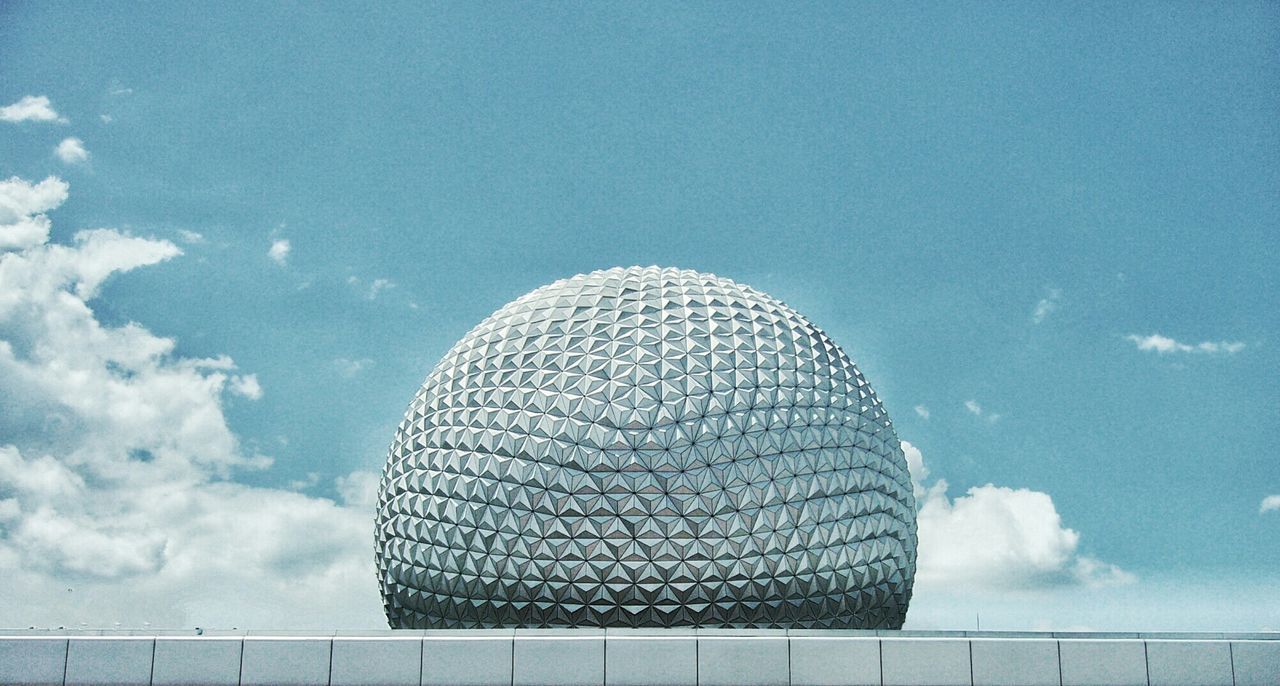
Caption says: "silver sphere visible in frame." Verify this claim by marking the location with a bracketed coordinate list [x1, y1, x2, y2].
[376, 266, 916, 628]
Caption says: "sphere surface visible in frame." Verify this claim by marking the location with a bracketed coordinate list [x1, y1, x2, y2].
[376, 267, 916, 628]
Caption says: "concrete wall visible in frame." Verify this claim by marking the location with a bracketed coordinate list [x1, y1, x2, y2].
[0, 630, 1275, 686]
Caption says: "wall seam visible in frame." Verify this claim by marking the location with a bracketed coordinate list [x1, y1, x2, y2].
[968, 640, 974, 686]
[878, 639, 883, 686]
[1143, 641, 1150, 686]
[418, 637, 424, 686]
[61, 638, 69, 686]
[1056, 640, 1062, 686]
[778, 634, 788, 680]
[237, 639, 244, 686]
[148, 638, 156, 686]
[1228, 641, 1236, 686]
[327, 639, 334, 686]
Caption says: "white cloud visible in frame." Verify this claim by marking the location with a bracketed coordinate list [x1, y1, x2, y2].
[368, 278, 394, 299]
[334, 357, 373, 378]
[228, 374, 262, 400]
[1261, 495, 1280, 514]
[347, 275, 395, 300]
[0, 176, 70, 251]
[1125, 333, 1245, 355]
[287, 472, 320, 491]
[268, 238, 290, 265]
[0, 176, 382, 628]
[914, 405, 930, 420]
[1031, 288, 1061, 324]
[177, 230, 205, 244]
[964, 399, 1000, 423]
[907, 441, 1132, 592]
[55, 137, 89, 164]
[100, 114, 113, 124]
[0, 95, 65, 123]
[336, 470, 381, 511]
[901, 440, 927, 500]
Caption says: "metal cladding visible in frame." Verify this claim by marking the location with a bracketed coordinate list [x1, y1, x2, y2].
[376, 266, 917, 629]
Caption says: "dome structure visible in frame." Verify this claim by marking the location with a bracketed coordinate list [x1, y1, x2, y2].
[375, 266, 916, 629]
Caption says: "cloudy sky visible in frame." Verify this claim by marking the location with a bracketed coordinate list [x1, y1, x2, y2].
[1, 3, 1277, 631]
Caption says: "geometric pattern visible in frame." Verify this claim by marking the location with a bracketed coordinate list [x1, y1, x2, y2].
[376, 267, 916, 629]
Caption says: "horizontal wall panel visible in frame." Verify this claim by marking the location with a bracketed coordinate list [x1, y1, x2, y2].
[65, 637, 154, 686]
[423, 634, 513, 686]
[970, 638, 1059, 686]
[331, 637, 422, 686]
[605, 634, 696, 686]
[1059, 639, 1148, 686]
[0, 638, 67, 686]
[1145, 640, 1232, 686]
[514, 631, 604, 686]
[696, 633, 790, 686]
[880, 638, 971, 686]
[1231, 640, 1280, 686]
[151, 637, 242, 686]
[789, 636, 880, 686]
[240, 637, 332, 686]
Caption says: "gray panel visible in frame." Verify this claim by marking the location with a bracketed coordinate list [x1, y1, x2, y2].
[880, 638, 971, 686]
[240, 638, 332, 686]
[1232, 640, 1280, 686]
[377, 266, 918, 630]
[422, 635, 514, 686]
[514, 632, 604, 686]
[0, 638, 67, 686]
[65, 637, 154, 686]
[971, 638, 1059, 686]
[696, 635, 790, 686]
[152, 637, 242, 686]
[331, 637, 423, 686]
[605, 635, 696, 686]
[789, 636, 880, 686]
[1145, 640, 1231, 686]
[1059, 639, 1148, 686]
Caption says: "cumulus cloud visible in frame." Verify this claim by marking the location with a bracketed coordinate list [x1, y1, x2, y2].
[336, 470, 381, 511]
[0, 95, 65, 123]
[228, 373, 262, 400]
[55, 137, 89, 164]
[268, 238, 291, 265]
[1125, 333, 1244, 355]
[176, 230, 205, 245]
[905, 441, 1133, 592]
[914, 405, 930, 420]
[1261, 495, 1280, 515]
[1031, 289, 1061, 324]
[0, 176, 70, 251]
[0, 176, 381, 628]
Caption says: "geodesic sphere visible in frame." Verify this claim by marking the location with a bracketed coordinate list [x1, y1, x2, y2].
[375, 266, 916, 629]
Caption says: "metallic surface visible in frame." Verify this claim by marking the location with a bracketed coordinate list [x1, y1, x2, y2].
[376, 266, 916, 628]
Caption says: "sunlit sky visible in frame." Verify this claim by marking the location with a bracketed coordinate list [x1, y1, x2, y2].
[1, 2, 1277, 630]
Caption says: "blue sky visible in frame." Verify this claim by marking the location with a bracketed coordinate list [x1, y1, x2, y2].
[1, 2, 1277, 630]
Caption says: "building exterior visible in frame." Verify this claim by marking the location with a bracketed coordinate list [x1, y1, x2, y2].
[1, 629, 1278, 685]
[376, 267, 917, 629]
